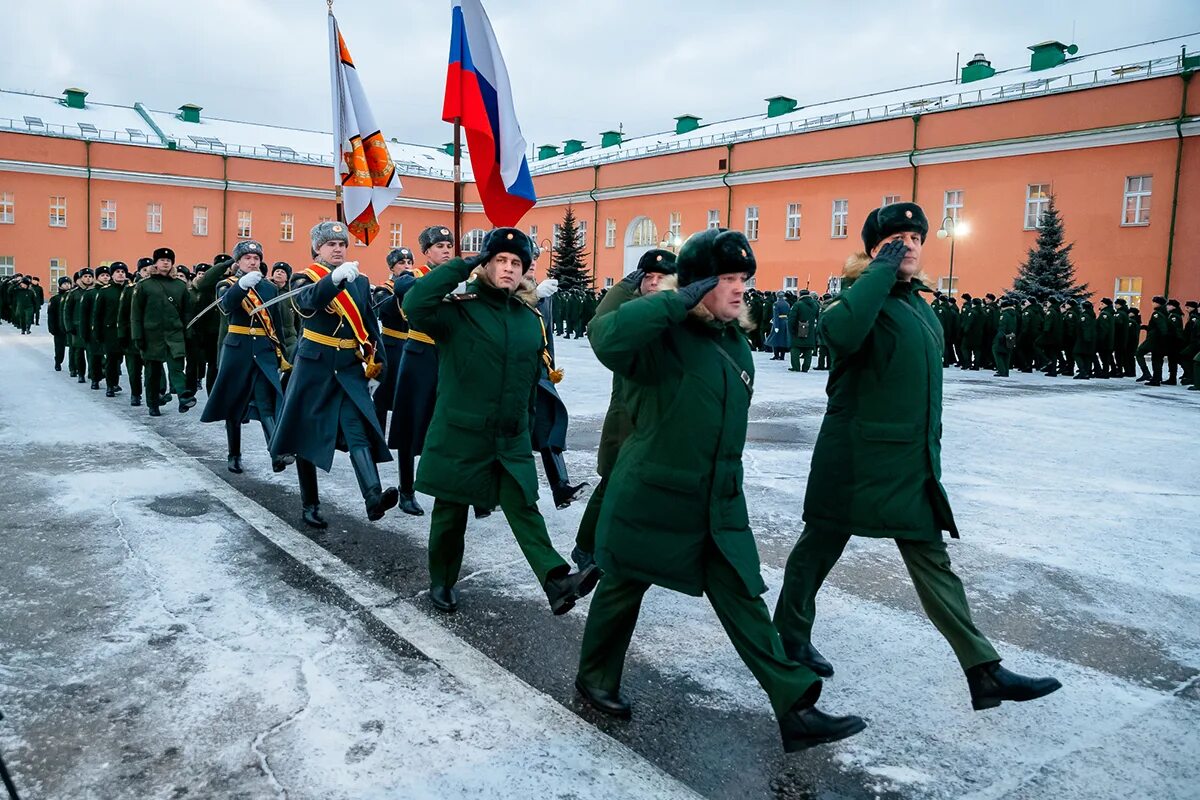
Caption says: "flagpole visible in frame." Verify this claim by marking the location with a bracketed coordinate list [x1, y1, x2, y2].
[329, 0, 344, 226]
[453, 117, 463, 257]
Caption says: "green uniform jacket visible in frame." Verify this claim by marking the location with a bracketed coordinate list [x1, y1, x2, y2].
[1042, 305, 1064, 348]
[804, 257, 957, 541]
[1096, 306, 1115, 350]
[590, 291, 763, 597]
[1074, 309, 1097, 354]
[1144, 307, 1169, 348]
[11, 286, 35, 321]
[192, 261, 235, 353]
[996, 306, 1018, 349]
[130, 274, 190, 361]
[61, 290, 80, 343]
[404, 258, 544, 508]
[92, 282, 125, 352]
[593, 281, 639, 477]
[47, 292, 67, 337]
[788, 294, 820, 347]
[1167, 309, 1185, 347]
[66, 288, 88, 347]
[79, 287, 101, 350]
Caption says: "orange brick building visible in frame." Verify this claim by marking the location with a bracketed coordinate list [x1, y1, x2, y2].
[1, 34, 1197, 305]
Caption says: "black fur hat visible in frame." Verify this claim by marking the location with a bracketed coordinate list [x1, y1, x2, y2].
[386, 247, 415, 268]
[860, 202, 929, 253]
[418, 225, 454, 253]
[481, 228, 534, 272]
[675, 229, 756, 287]
[636, 248, 677, 275]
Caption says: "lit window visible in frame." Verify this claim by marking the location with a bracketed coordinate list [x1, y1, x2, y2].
[193, 206, 208, 236]
[0, 192, 14, 224]
[99, 199, 117, 231]
[1114, 276, 1142, 308]
[0, 255, 13, 276]
[831, 199, 848, 238]
[280, 213, 294, 242]
[1025, 184, 1051, 230]
[943, 189, 964, 224]
[237, 210, 252, 239]
[882, 194, 901, 206]
[707, 210, 720, 229]
[49, 258, 67, 289]
[146, 202, 162, 234]
[785, 203, 802, 240]
[49, 196, 67, 227]
[631, 218, 657, 247]
[390, 223, 403, 249]
[463, 228, 486, 253]
[744, 206, 759, 241]
[938, 276, 959, 296]
[605, 218, 616, 248]
[1122, 176, 1152, 226]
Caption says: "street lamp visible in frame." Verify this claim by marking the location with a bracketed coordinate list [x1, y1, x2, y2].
[659, 230, 683, 253]
[935, 216, 969, 295]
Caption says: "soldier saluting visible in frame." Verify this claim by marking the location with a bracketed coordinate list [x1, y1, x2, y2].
[270, 222, 398, 527]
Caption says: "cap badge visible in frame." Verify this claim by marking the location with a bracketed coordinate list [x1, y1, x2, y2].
[905, 210, 913, 219]
[332, 225, 343, 232]
[440, 228, 450, 235]
[506, 232, 513, 240]
[740, 249, 747, 257]
[656, 255, 662, 261]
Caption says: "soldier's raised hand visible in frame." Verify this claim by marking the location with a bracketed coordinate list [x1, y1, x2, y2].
[536, 278, 559, 299]
[873, 239, 909, 270]
[238, 270, 263, 290]
[675, 275, 720, 310]
[619, 269, 646, 291]
[332, 261, 360, 285]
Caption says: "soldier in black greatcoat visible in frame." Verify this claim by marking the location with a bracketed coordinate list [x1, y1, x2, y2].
[371, 247, 415, 433]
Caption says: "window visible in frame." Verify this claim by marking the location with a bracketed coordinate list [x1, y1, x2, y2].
[826, 275, 842, 295]
[577, 219, 588, 248]
[744, 206, 759, 241]
[0, 256, 13, 277]
[831, 199, 848, 238]
[463, 228, 486, 253]
[1122, 176, 1152, 226]
[390, 223, 403, 248]
[1025, 184, 1051, 230]
[938, 276, 959, 295]
[943, 190, 964, 224]
[631, 217, 657, 246]
[193, 206, 208, 236]
[146, 202, 162, 233]
[707, 209, 720, 229]
[785, 203, 802, 240]
[605, 218, 616, 248]
[264, 144, 297, 158]
[98, 199, 117, 230]
[783, 276, 798, 291]
[280, 213, 294, 242]
[0, 192, 13, 224]
[552, 223, 562, 247]
[318, 216, 332, 223]
[49, 195, 67, 227]
[188, 135, 224, 149]
[1114, 276, 1142, 308]
[604, 277, 614, 288]
[126, 127, 147, 141]
[49, 258, 67, 289]
[668, 211, 682, 241]
[882, 194, 902, 206]
[528, 224, 538, 243]
[237, 210, 252, 239]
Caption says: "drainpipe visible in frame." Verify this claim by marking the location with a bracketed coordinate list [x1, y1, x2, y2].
[1163, 69, 1192, 297]
[590, 164, 600, 290]
[222, 155, 229, 252]
[722, 143, 734, 227]
[909, 114, 921, 201]
[85, 140, 92, 267]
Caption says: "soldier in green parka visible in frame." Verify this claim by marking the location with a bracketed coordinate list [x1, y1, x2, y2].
[1113, 298, 1133, 377]
[1095, 298, 1117, 378]
[118, 259, 151, 406]
[774, 203, 1061, 713]
[48, 276, 73, 368]
[11, 276, 35, 334]
[80, 265, 108, 390]
[575, 228, 864, 752]
[1073, 300, 1097, 379]
[1181, 300, 1199, 386]
[1164, 299, 1185, 384]
[91, 261, 128, 396]
[130, 247, 197, 416]
[787, 290, 820, 372]
[403, 228, 599, 616]
[1136, 295, 1170, 385]
[64, 268, 93, 382]
[992, 298, 1018, 377]
[1040, 298, 1064, 377]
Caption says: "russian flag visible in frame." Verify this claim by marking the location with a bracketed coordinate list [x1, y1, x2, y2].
[443, 0, 536, 227]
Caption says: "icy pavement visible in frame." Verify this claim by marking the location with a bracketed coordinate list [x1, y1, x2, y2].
[1, 324, 1198, 800]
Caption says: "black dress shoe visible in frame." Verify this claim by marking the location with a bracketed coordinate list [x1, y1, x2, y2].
[178, 396, 196, 413]
[785, 640, 835, 678]
[159, 393, 173, 406]
[429, 585, 459, 613]
[544, 564, 601, 616]
[227, 455, 243, 474]
[366, 487, 399, 521]
[91, 380, 100, 390]
[105, 388, 115, 398]
[148, 407, 162, 417]
[69, 370, 77, 377]
[112, 385, 123, 393]
[966, 661, 1062, 711]
[77, 375, 87, 383]
[575, 677, 631, 718]
[302, 504, 328, 530]
[398, 491, 424, 516]
[55, 364, 62, 372]
[552, 481, 589, 510]
[778, 700, 866, 752]
[271, 455, 294, 474]
[130, 395, 142, 407]
[473, 506, 493, 519]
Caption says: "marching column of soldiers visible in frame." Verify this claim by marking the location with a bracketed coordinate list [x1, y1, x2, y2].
[15, 206, 1200, 757]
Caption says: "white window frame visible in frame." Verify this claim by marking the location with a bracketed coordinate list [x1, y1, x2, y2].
[100, 199, 117, 231]
[280, 213, 295, 242]
[0, 255, 13, 277]
[707, 209, 720, 229]
[882, 194, 901, 207]
[744, 206, 759, 241]
[146, 202, 162, 234]
[785, 203, 802, 240]
[783, 276, 798, 291]
[577, 219, 588, 248]
[831, 199, 848, 238]
[49, 258, 67, 289]
[237, 210, 252, 239]
[1113, 276, 1142, 308]
[193, 206, 208, 236]
[389, 223, 403, 249]
[463, 228, 486, 254]
[0, 192, 13, 224]
[938, 276, 959, 296]
[630, 218, 657, 247]
[528, 224, 538, 243]
[605, 218, 616, 248]
[668, 211, 681, 241]
[943, 189, 964, 224]
[552, 223, 562, 248]
[1122, 176, 1152, 226]
[49, 195, 67, 227]
[318, 216, 332, 224]
[1025, 184, 1051, 230]
[604, 276, 614, 288]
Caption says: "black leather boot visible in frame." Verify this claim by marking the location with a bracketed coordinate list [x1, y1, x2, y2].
[575, 677, 631, 718]
[130, 395, 142, 407]
[350, 448, 397, 521]
[429, 585, 459, 613]
[178, 395, 196, 413]
[543, 564, 601, 616]
[543, 449, 588, 510]
[225, 420, 243, 474]
[784, 640, 835, 678]
[967, 661, 1061, 710]
[148, 405, 162, 417]
[778, 693, 866, 753]
[296, 458, 327, 529]
[261, 416, 292, 473]
[398, 490, 424, 516]
[90, 380, 100, 390]
[105, 387, 116, 398]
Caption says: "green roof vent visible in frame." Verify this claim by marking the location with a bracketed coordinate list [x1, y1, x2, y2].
[674, 114, 702, 135]
[961, 53, 996, 83]
[537, 144, 560, 161]
[178, 103, 203, 123]
[563, 138, 586, 155]
[765, 96, 798, 118]
[442, 142, 458, 157]
[1028, 41, 1078, 72]
[63, 87, 88, 109]
[600, 130, 623, 148]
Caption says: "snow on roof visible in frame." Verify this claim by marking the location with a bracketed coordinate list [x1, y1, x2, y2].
[0, 89, 162, 145]
[531, 32, 1200, 174]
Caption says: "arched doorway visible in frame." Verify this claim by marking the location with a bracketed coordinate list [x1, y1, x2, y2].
[623, 216, 659, 275]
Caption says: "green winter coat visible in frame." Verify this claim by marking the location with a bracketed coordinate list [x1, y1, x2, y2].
[804, 255, 957, 541]
[130, 274, 190, 361]
[996, 306, 1018, 349]
[91, 282, 125, 352]
[65, 288, 87, 347]
[593, 281, 639, 477]
[788, 294, 820, 347]
[590, 291, 763, 598]
[403, 258, 544, 508]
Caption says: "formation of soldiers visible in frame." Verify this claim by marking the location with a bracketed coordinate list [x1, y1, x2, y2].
[0, 273, 44, 334]
[550, 286, 598, 339]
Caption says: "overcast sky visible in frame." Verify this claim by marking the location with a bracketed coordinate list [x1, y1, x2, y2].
[2, 1, 1196, 152]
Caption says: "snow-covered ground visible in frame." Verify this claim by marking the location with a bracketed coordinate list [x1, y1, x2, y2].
[0, 323, 1196, 800]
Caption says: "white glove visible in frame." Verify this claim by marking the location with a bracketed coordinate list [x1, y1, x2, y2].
[238, 270, 263, 290]
[332, 261, 360, 285]
[536, 278, 559, 299]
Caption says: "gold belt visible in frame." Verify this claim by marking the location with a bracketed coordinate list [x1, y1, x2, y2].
[381, 326, 409, 340]
[227, 324, 266, 336]
[302, 329, 358, 349]
[407, 329, 435, 346]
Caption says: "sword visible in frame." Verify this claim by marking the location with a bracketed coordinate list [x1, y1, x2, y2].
[186, 295, 225, 329]
[244, 282, 312, 317]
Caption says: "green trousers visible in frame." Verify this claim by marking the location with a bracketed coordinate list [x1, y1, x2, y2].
[145, 356, 189, 404]
[789, 346, 813, 372]
[574, 474, 609, 555]
[428, 467, 568, 590]
[774, 525, 999, 671]
[992, 341, 1011, 376]
[578, 538, 820, 719]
